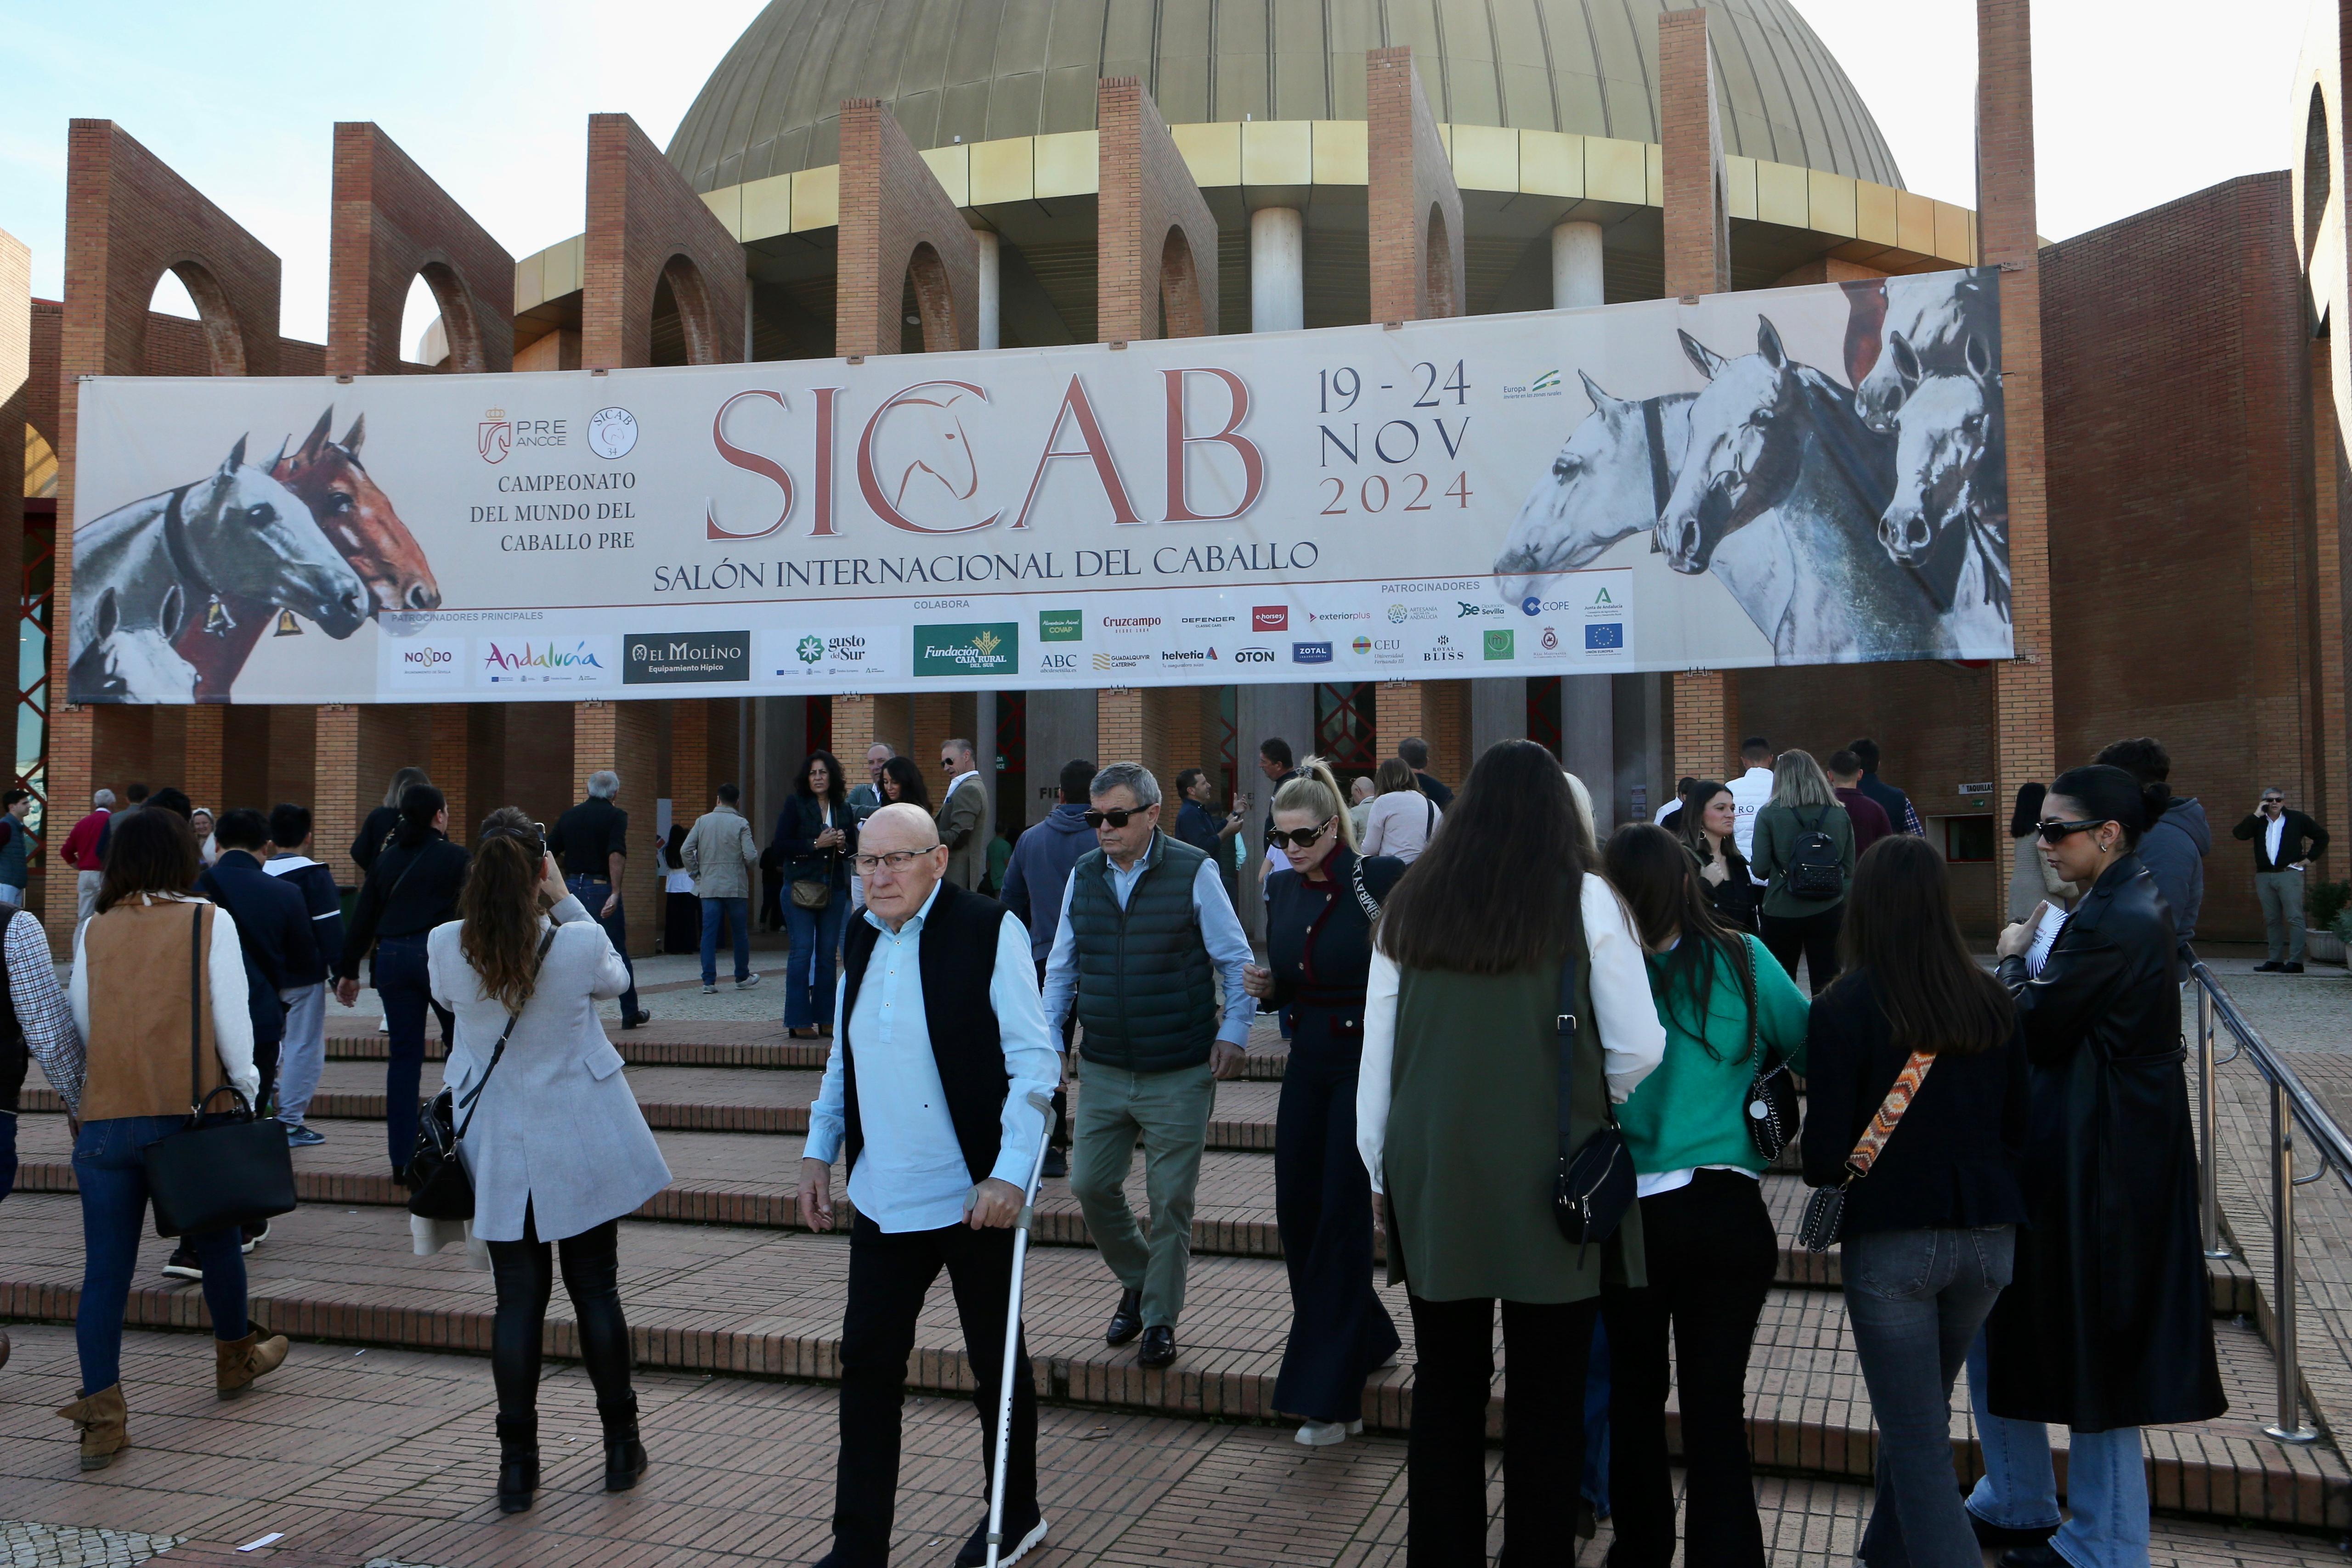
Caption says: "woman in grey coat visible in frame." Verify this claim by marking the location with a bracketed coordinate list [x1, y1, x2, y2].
[427, 809, 671, 1514]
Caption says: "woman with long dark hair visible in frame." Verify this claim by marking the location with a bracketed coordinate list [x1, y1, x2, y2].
[424, 808, 671, 1512]
[775, 751, 855, 1039]
[1241, 758, 1402, 1448]
[878, 754, 931, 813]
[1964, 765, 2223, 1566]
[1600, 823, 1809, 1567]
[1358, 740, 1665, 1560]
[335, 784, 468, 1181]
[1674, 779, 1758, 933]
[2007, 781, 2074, 923]
[1804, 835, 2028, 1568]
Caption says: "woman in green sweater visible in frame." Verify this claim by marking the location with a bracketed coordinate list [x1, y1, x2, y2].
[1600, 823, 1812, 1568]
[1749, 747, 1857, 995]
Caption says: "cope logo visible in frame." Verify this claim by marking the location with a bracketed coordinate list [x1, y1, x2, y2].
[479, 408, 512, 464]
[1234, 647, 1277, 664]
[1253, 606, 1289, 632]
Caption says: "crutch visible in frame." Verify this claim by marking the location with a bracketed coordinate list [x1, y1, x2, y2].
[985, 1093, 1057, 1568]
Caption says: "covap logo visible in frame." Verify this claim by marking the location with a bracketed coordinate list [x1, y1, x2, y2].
[479, 408, 512, 464]
[1484, 630, 1515, 660]
[1040, 609, 1084, 642]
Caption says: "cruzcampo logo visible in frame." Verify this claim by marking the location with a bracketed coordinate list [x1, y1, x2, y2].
[1484, 628, 1515, 660]
[1039, 608, 1083, 643]
[916, 622, 1019, 677]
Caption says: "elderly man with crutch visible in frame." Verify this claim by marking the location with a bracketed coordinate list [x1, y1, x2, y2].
[797, 803, 1061, 1568]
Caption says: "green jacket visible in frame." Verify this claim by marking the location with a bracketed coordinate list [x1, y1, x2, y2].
[1750, 801, 1857, 919]
[1617, 933, 1810, 1177]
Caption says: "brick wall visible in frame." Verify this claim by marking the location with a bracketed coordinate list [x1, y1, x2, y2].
[2316, 339, 2352, 871]
[1096, 79, 1219, 341]
[835, 99, 976, 357]
[327, 123, 514, 377]
[583, 114, 745, 371]
[1366, 48, 1463, 323]
[2042, 172, 2316, 942]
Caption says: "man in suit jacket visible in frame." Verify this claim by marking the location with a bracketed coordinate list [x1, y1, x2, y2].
[935, 737, 990, 891]
[2234, 787, 2331, 972]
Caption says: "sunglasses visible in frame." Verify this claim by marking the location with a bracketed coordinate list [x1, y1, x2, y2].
[1083, 807, 1149, 830]
[2035, 817, 2109, 846]
[1266, 817, 1336, 852]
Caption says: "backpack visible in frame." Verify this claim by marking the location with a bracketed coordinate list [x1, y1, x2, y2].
[1784, 808, 1844, 901]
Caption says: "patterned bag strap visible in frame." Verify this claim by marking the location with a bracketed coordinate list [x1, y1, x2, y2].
[1349, 857, 1382, 922]
[1843, 1049, 1936, 1180]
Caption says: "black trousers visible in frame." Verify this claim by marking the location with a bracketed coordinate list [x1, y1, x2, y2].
[485, 1206, 633, 1423]
[1406, 1292, 1599, 1567]
[1272, 1017, 1397, 1421]
[1602, 1171, 1779, 1568]
[832, 1214, 1038, 1568]
[1761, 903, 1843, 996]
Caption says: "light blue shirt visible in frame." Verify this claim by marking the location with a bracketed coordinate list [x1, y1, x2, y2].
[1040, 833, 1255, 1050]
[804, 883, 1061, 1234]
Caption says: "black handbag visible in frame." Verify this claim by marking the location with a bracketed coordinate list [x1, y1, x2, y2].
[408, 928, 556, 1220]
[1553, 936, 1635, 1247]
[142, 904, 298, 1239]
[1738, 938, 1800, 1161]
[1798, 1048, 1936, 1252]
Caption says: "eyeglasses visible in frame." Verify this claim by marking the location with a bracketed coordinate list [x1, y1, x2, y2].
[1083, 807, 1150, 830]
[1266, 817, 1336, 851]
[2035, 817, 2109, 846]
[2264, 796, 2285, 805]
[852, 849, 937, 874]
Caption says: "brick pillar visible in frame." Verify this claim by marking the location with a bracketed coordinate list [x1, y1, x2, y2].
[831, 696, 876, 763]
[430, 705, 469, 837]
[835, 98, 978, 357]
[313, 706, 361, 882]
[673, 699, 711, 814]
[1097, 78, 1219, 342]
[183, 708, 224, 809]
[1375, 681, 1427, 764]
[1978, 0, 2055, 812]
[911, 693, 954, 786]
[572, 701, 660, 956]
[1659, 7, 1736, 795]
[1367, 47, 1464, 323]
[1099, 689, 1144, 767]
[2313, 339, 2350, 868]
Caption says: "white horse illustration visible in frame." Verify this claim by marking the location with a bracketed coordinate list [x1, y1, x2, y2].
[1494, 376, 1695, 602]
[68, 585, 197, 704]
[1854, 270, 2002, 433]
[1879, 330, 2011, 640]
[72, 435, 370, 701]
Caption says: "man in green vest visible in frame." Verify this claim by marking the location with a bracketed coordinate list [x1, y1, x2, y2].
[1043, 762, 1253, 1370]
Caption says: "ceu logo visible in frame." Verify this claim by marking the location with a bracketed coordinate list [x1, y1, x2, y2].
[1352, 636, 1371, 655]
[479, 408, 511, 465]
[587, 406, 638, 460]
[796, 635, 824, 665]
[1235, 647, 1276, 664]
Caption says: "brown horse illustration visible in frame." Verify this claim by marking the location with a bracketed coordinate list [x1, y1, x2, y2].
[173, 406, 441, 699]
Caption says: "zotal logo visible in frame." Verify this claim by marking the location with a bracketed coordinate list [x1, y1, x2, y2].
[1291, 641, 1333, 665]
[1253, 606, 1289, 632]
[796, 634, 824, 666]
[479, 408, 512, 465]
[1484, 629, 1515, 660]
[1040, 608, 1084, 642]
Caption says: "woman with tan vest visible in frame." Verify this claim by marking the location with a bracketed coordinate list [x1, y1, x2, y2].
[55, 807, 290, 1470]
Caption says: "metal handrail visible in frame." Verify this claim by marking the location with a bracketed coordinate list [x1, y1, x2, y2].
[2183, 948, 2352, 1445]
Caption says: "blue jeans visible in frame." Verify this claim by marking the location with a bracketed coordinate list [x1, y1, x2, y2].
[1843, 1226, 2013, 1568]
[700, 896, 752, 987]
[375, 934, 452, 1180]
[785, 896, 847, 1029]
[567, 875, 640, 1021]
[1966, 1332, 2150, 1568]
[74, 1115, 249, 1393]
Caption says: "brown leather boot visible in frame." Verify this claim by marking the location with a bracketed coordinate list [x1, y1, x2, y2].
[214, 1330, 290, 1399]
[56, 1383, 129, 1471]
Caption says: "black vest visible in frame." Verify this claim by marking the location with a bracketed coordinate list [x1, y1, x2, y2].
[839, 880, 1012, 1184]
[1067, 831, 1219, 1073]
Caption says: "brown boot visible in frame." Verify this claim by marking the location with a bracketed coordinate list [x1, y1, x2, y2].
[214, 1330, 290, 1399]
[56, 1383, 129, 1471]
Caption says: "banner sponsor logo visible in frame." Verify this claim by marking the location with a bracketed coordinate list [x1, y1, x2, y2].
[1292, 641, 1332, 665]
[1102, 615, 1161, 634]
[625, 631, 750, 684]
[759, 626, 894, 681]
[477, 637, 616, 687]
[1587, 624, 1625, 650]
[1484, 629, 1515, 660]
[1040, 652, 1079, 672]
[1092, 649, 1150, 672]
[1252, 606, 1288, 632]
[1039, 608, 1084, 642]
[587, 407, 638, 460]
[384, 637, 464, 687]
[1233, 647, 1277, 665]
[916, 622, 1018, 677]
[1422, 634, 1466, 665]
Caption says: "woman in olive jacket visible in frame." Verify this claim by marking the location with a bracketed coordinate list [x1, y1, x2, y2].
[1357, 741, 1665, 1562]
[1967, 763, 2224, 1566]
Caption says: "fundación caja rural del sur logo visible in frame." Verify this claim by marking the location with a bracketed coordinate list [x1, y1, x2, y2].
[916, 623, 1020, 677]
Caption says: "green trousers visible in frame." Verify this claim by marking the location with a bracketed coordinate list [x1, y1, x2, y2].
[2257, 869, 2307, 964]
[1068, 1059, 1216, 1330]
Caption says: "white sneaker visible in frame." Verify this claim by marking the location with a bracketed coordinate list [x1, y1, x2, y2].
[702, 983, 717, 994]
[736, 972, 762, 990]
[1295, 1419, 1362, 1446]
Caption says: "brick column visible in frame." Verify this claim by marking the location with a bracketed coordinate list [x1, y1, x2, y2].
[2313, 339, 2350, 866]
[835, 98, 978, 356]
[1099, 689, 1145, 767]
[1375, 681, 1427, 763]
[1978, 0, 2055, 812]
[831, 696, 876, 764]
[184, 708, 224, 810]
[673, 699, 711, 814]
[429, 705, 469, 838]
[313, 706, 361, 881]
[1097, 78, 1218, 342]
[571, 701, 660, 957]
[1659, 7, 1736, 799]
[911, 693, 954, 784]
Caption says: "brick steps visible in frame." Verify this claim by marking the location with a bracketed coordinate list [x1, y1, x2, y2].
[0, 1191, 2330, 1529]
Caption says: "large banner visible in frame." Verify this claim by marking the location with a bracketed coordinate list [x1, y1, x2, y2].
[68, 268, 2009, 705]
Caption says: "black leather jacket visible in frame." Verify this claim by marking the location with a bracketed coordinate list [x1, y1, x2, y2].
[1983, 853, 2225, 1430]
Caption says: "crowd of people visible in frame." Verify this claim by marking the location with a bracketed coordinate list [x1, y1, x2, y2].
[0, 723, 2243, 1568]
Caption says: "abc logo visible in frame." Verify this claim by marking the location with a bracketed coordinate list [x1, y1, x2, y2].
[1235, 647, 1276, 664]
[1041, 653, 1077, 671]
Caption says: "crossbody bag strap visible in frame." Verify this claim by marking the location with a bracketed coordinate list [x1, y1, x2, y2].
[1556, 935, 1585, 1162]
[190, 903, 205, 1115]
[1739, 934, 1762, 1066]
[454, 926, 560, 1141]
[1842, 1049, 1936, 1181]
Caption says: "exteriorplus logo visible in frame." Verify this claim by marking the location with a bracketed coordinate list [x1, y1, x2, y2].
[1253, 606, 1289, 632]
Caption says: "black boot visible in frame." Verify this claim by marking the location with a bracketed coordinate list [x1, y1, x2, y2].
[496, 1414, 538, 1513]
[600, 1395, 647, 1493]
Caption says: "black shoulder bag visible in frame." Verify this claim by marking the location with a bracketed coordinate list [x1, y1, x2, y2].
[143, 904, 299, 1238]
[408, 927, 559, 1220]
[1739, 936, 1800, 1160]
[1553, 936, 1636, 1247]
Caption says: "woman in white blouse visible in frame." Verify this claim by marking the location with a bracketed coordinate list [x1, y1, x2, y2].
[1361, 758, 1442, 862]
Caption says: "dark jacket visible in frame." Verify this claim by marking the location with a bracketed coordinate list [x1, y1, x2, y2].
[999, 803, 1095, 961]
[774, 794, 855, 891]
[1833, 786, 1893, 856]
[263, 854, 344, 986]
[1413, 771, 1454, 810]
[338, 832, 471, 979]
[1857, 769, 1922, 836]
[1261, 848, 1404, 1025]
[1801, 968, 2029, 1237]
[351, 804, 403, 878]
[2140, 797, 2208, 947]
[0, 815, 35, 888]
[2232, 807, 2327, 874]
[549, 796, 629, 882]
[1983, 854, 2226, 1430]
[198, 850, 317, 1047]
[1066, 831, 1217, 1073]
[838, 880, 1011, 1182]
[1685, 834, 1759, 932]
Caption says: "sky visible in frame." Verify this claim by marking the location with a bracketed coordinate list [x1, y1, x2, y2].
[0, 0, 2321, 344]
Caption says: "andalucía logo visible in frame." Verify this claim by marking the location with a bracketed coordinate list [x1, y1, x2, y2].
[479, 408, 512, 465]
[1039, 609, 1083, 642]
[483, 639, 602, 675]
[916, 622, 1019, 677]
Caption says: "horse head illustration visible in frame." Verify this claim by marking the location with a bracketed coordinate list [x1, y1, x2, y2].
[1493, 375, 1692, 603]
[178, 434, 371, 638]
[1854, 270, 2001, 434]
[69, 584, 196, 704]
[1655, 318, 1811, 574]
[277, 408, 441, 613]
[1879, 331, 2001, 567]
[871, 388, 986, 529]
